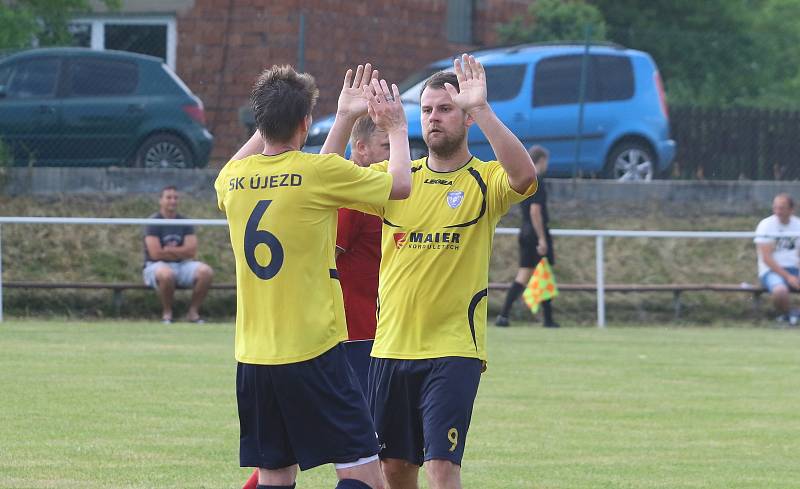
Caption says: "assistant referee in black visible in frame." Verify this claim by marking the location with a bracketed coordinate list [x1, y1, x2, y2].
[496, 145, 558, 328]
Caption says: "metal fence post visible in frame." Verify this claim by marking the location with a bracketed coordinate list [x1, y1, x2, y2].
[596, 235, 605, 328]
[573, 24, 592, 179]
[297, 12, 306, 72]
[0, 223, 4, 323]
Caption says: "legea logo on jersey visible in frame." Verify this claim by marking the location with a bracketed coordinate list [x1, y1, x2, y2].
[393, 232, 408, 249]
[424, 178, 453, 186]
[447, 191, 464, 209]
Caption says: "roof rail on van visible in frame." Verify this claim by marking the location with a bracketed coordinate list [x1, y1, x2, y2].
[468, 40, 627, 55]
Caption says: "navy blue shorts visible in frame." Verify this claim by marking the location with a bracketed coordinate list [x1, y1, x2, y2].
[368, 356, 482, 466]
[237, 343, 380, 471]
[343, 339, 373, 394]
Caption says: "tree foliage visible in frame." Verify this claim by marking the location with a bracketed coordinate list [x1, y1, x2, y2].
[497, 0, 800, 108]
[497, 0, 606, 44]
[590, 0, 761, 106]
[0, 0, 120, 50]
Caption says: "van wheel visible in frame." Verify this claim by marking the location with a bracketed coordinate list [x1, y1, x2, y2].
[604, 141, 655, 181]
[410, 140, 428, 160]
[135, 134, 193, 169]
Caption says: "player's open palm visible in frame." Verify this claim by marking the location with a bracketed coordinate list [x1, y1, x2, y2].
[444, 54, 488, 114]
[337, 63, 378, 117]
[363, 78, 406, 133]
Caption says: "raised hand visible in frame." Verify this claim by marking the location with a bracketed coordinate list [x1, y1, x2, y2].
[336, 63, 379, 117]
[363, 78, 406, 133]
[443, 54, 488, 114]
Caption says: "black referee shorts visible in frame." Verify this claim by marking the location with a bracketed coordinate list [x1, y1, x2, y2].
[518, 233, 554, 268]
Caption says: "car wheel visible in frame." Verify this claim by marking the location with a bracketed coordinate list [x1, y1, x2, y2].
[604, 141, 656, 181]
[135, 134, 194, 169]
[410, 140, 428, 160]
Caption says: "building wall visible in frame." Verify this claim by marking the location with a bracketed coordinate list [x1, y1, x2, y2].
[173, 0, 531, 165]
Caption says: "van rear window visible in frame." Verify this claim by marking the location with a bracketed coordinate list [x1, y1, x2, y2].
[533, 54, 633, 107]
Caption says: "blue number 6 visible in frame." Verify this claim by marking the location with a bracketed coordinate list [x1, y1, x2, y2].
[244, 200, 284, 280]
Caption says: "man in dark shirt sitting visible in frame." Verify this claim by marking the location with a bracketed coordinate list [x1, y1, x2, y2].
[143, 185, 213, 323]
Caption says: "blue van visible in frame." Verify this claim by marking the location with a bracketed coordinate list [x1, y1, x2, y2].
[306, 42, 675, 181]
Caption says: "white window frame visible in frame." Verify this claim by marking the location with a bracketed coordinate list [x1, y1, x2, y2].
[70, 15, 177, 70]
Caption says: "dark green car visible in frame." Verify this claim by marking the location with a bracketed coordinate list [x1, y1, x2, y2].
[0, 47, 213, 168]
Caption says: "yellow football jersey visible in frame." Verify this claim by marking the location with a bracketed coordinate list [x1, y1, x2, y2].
[352, 157, 536, 361]
[215, 151, 392, 365]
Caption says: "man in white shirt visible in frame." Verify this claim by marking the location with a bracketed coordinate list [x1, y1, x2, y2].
[754, 193, 800, 324]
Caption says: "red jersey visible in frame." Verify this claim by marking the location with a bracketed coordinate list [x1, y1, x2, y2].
[336, 207, 382, 340]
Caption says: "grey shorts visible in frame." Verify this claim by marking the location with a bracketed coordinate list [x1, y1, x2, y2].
[143, 260, 202, 289]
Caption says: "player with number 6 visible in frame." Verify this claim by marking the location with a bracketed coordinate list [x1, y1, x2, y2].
[214, 63, 410, 489]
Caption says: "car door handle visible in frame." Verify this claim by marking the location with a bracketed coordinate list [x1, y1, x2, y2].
[127, 103, 144, 113]
[38, 105, 55, 114]
[513, 112, 526, 122]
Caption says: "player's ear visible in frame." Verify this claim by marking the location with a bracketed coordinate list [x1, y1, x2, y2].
[354, 139, 366, 156]
[464, 112, 475, 128]
[300, 114, 312, 133]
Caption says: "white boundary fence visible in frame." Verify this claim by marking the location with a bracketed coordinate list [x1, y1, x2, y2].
[0, 217, 767, 326]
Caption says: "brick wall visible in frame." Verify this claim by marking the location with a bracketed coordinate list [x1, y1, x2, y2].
[175, 0, 530, 165]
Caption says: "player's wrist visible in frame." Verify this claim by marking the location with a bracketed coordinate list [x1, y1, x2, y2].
[386, 123, 408, 136]
[466, 102, 492, 117]
[387, 126, 408, 137]
[335, 109, 362, 121]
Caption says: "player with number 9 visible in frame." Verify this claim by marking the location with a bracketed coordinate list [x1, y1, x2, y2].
[325, 54, 538, 489]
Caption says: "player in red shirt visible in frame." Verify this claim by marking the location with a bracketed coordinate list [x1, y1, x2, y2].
[337, 115, 390, 391]
[242, 116, 389, 489]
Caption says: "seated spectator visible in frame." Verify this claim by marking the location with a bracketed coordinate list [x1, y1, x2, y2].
[143, 185, 213, 323]
[754, 193, 800, 325]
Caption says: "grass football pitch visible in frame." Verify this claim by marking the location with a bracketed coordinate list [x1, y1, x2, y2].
[2, 320, 800, 489]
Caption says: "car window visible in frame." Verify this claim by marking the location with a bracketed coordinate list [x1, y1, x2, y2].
[67, 57, 138, 96]
[486, 64, 526, 101]
[0, 64, 11, 87]
[399, 63, 526, 104]
[593, 55, 633, 102]
[6, 58, 60, 99]
[399, 66, 443, 103]
[534, 54, 635, 107]
[533, 55, 583, 107]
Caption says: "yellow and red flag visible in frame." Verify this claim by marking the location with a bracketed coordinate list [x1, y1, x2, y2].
[522, 258, 558, 313]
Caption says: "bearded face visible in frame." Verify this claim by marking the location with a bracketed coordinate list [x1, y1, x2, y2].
[423, 121, 467, 158]
[420, 87, 469, 159]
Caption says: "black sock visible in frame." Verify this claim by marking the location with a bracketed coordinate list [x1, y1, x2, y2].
[336, 479, 372, 489]
[257, 484, 295, 489]
[500, 281, 526, 317]
[543, 299, 554, 323]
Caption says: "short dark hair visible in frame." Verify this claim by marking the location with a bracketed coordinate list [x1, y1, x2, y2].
[160, 185, 177, 197]
[251, 65, 319, 143]
[421, 71, 459, 98]
[528, 145, 550, 164]
[350, 115, 378, 146]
